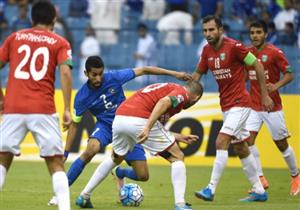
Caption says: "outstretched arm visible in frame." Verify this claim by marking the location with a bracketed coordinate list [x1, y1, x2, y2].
[137, 96, 172, 144]
[133, 66, 192, 81]
[173, 133, 199, 144]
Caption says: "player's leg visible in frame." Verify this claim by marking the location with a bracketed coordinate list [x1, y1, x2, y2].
[0, 114, 27, 190]
[162, 143, 191, 210]
[262, 111, 300, 195]
[45, 156, 70, 210]
[76, 115, 133, 208]
[245, 110, 269, 189]
[233, 141, 267, 202]
[0, 152, 14, 190]
[194, 133, 231, 201]
[115, 144, 148, 183]
[67, 122, 111, 186]
[30, 114, 70, 210]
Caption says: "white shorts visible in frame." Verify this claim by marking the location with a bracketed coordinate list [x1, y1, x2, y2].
[245, 109, 290, 141]
[112, 115, 175, 156]
[0, 114, 63, 157]
[220, 107, 251, 143]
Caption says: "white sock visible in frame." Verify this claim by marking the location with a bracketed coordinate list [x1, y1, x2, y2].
[208, 150, 228, 194]
[52, 171, 70, 210]
[81, 156, 116, 198]
[171, 161, 186, 205]
[0, 165, 7, 190]
[249, 145, 264, 176]
[282, 146, 299, 177]
[241, 154, 265, 194]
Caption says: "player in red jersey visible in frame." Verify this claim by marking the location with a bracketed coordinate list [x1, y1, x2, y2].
[75, 81, 203, 210]
[245, 20, 300, 196]
[193, 15, 274, 202]
[0, 1, 71, 209]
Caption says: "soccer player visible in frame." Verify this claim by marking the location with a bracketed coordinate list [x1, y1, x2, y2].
[47, 55, 193, 205]
[0, 1, 72, 210]
[245, 20, 300, 195]
[75, 81, 203, 210]
[193, 15, 274, 202]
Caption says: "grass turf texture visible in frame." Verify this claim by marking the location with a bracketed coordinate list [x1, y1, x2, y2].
[0, 161, 299, 210]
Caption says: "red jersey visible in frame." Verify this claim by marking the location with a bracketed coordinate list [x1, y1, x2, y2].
[197, 37, 251, 111]
[247, 44, 291, 111]
[116, 83, 189, 123]
[0, 28, 72, 114]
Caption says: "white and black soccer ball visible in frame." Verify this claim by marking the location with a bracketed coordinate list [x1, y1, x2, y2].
[119, 183, 144, 207]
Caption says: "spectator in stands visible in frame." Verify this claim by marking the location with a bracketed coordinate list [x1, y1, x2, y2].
[11, 5, 31, 32]
[89, 0, 122, 45]
[141, 0, 166, 21]
[294, 0, 300, 47]
[134, 23, 157, 85]
[267, 22, 279, 45]
[79, 25, 100, 83]
[267, 0, 282, 18]
[231, 0, 257, 21]
[0, 0, 8, 39]
[274, 0, 297, 31]
[69, 0, 89, 17]
[157, 5, 194, 45]
[126, 0, 143, 14]
[166, 0, 188, 12]
[196, 0, 223, 18]
[278, 21, 298, 45]
[54, 7, 74, 49]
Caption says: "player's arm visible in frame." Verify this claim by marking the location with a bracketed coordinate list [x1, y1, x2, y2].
[63, 121, 79, 161]
[133, 66, 192, 81]
[192, 67, 203, 81]
[267, 72, 293, 93]
[244, 52, 274, 111]
[137, 96, 172, 144]
[60, 64, 73, 130]
[173, 132, 199, 144]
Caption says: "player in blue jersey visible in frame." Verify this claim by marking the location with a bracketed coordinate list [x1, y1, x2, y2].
[48, 55, 192, 205]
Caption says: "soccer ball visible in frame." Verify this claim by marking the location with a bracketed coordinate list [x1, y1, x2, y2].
[119, 183, 144, 207]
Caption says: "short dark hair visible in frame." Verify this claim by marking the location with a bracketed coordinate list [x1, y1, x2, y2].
[85, 56, 104, 72]
[185, 81, 203, 97]
[137, 23, 148, 30]
[250, 20, 268, 33]
[202, 15, 223, 28]
[31, 1, 56, 26]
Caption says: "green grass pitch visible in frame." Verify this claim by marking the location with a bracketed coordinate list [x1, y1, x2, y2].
[0, 161, 299, 210]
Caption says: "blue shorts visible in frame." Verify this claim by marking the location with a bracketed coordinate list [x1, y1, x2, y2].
[90, 122, 112, 147]
[125, 144, 146, 165]
[91, 122, 146, 163]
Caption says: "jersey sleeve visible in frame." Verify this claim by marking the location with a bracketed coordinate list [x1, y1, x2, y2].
[72, 93, 86, 123]
[111, 68, 135, 85]
[0, 34, 14, 66]
[57, 39, 73, 68]
[275, 49, 292, 73]
[168, 88, 188, 108]
[197, 46, 208, 74]
[233, 42, 256, 65]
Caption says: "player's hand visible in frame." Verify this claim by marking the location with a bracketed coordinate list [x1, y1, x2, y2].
[62, 110, 72, 131]
[137, 127, 150, 144]
[262, 95, 274, 112]
[176, 72, 193, 81]
[266, 83, 277, 93]
[176, 134, 199, 144]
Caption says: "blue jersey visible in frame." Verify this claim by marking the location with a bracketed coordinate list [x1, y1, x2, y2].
[72, 68, 135, 124]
